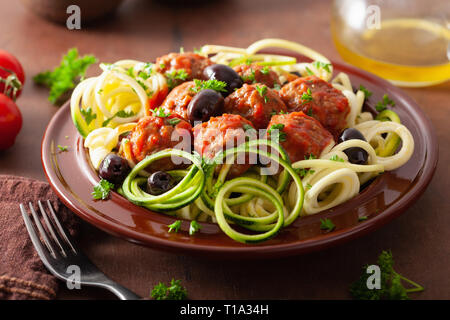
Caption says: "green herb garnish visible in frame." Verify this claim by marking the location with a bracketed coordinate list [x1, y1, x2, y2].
[190, 79, 227, 94]
[358, 216, 368, 222]
[330, 155, 345, 162]
[312, 61, 332, 73]
[151, 107, 171, 118]
[240, 69, 256, 83]
[92, 179, 114, 200]
[151, 279, 187, 300]
[350, 250, 424, 300]
[102, 110, 135, 127]
[255, 85, 269, 103]
[165, 69, 189, 90]
[168, 220, 182, 233]
[359, 84, 373, 99]
[375, 94, 396, 112]
[189, 221, 202, 236]
[260, 66, 270, 75]
[268, 123, 286, 142]
[301, 88, 313, 105]
[80, 107, 97, 125]
[57, 145, 68, 152]
[320, 218, 335, 232]
[34, 48, 97, 104]
[167, 118, 181, 126]
[305, 66, 315, 76]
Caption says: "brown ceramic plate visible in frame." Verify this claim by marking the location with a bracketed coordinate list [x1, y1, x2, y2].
[41, 56, 438, 259]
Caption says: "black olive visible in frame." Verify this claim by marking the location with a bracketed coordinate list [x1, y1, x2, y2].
[187, 89, 224, 125]
[147, 171, 176, 195]
[98, 153, 131, 185]
[203, 64, 243, 96]
[338, 128, 369, 165]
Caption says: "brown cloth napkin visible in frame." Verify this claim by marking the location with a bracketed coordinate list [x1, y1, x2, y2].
[0, 175, 80, 300]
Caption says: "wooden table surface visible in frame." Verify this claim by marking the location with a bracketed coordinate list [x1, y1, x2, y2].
[0, 0, 448, 300]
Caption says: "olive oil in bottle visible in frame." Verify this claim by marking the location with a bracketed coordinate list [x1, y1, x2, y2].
[332, 18, 450, 87]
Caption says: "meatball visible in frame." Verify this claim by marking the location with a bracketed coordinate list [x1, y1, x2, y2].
[160, 81, 196, 121]
[127, 114, 192, 171]
[233, 63, 281, 88]
[154, 52, 213, 88]
[279, 76, 350, 138]
[193, 114, 256, 177]
[267, 111, 334, 163]
[224, 83, 287, 129]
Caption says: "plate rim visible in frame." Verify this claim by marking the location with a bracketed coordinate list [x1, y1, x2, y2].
[41, 58, 439, 259]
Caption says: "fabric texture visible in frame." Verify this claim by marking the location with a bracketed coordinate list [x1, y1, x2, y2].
[0, 175, 80, 300]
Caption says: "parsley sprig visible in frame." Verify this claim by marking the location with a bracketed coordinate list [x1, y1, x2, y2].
[255, 85, 269, 103]
[190, 79, 227, 94]
[102, 110, 135, 127]
[34, 48, 97, 105]
[268, 123, 287, 143]
[350, 250, 424, 300]
[151, 107, 171, 118]
[189, 221, 202, 236]
[320, 218, 335, 232]
[359, 84, 373, 99]
[300, 88, 313, 105]
[330, 155, 345, 162]
[165, 69, 189, 90]
[312, 61, 332, 73]
[151, 279, 187, 300]
[168, 220, 182, 233]
[375, 94, 396, 112]
[92, 179, 114, 200]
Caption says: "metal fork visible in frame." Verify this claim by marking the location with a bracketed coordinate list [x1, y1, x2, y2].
[20, 200, 141, 300]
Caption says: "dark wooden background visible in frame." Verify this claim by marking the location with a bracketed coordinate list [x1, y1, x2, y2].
[0, 0, 448, 299]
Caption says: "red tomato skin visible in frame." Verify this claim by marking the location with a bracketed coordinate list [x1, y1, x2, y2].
[0, 93, 22, 150]
[0, 50, 25, 98]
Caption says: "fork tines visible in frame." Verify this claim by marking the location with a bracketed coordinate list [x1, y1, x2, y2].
[20, 200, 77, 259]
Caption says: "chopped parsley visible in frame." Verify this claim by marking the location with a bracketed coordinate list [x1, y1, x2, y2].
[260, 66, 270, 75]
[305, 66, 315, 76]
[358, 216, 368, 222]
[102, 110, 135, 127]
[151, 279, 187, 300]
[57, 145, 68, 152]
[165, 69, 189, 90]
[320, 218, 335, 232]
[301, 88, 313, 105]
[268, 123, 287, 142]
[330, 154, 345, 162]
[312, 61, 332, 73]
[273, 83, 281, 90]
[92, 179, 114, 200]
[255, 85, 269, 103]
[359, 84, 373, 99]
[190, 79, 227, 94]
[306, 108, 314, 117]
[375, 94, 396, 112]
[306, 183, 312, 190]
[296, 168, 315, 178]
[168, 220, 182, 233]
[240, 69, 256, 83]
[33, 48, 97, 105]
[350, 250, 424, 300]
[80, 107, 97, 125]
[167, 118, 181, 126]
[151, 107, 171, 118]
[189, 221, 202, 236]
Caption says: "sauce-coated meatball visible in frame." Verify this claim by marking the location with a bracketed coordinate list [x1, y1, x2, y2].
[128, 115, 192, 171]
[154, 52, 213, 87]
[224, 83, 287, 129]
[279, 76, 349, 138]
[193, 114, 256, 177]
[267, 111, 334, 163]
[233, 63, 281, 88]
[160, 81, 196, 121]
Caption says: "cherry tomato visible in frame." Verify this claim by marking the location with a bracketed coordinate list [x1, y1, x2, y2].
[0, 93, 22, 150]
[0, 50, 25, 99]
